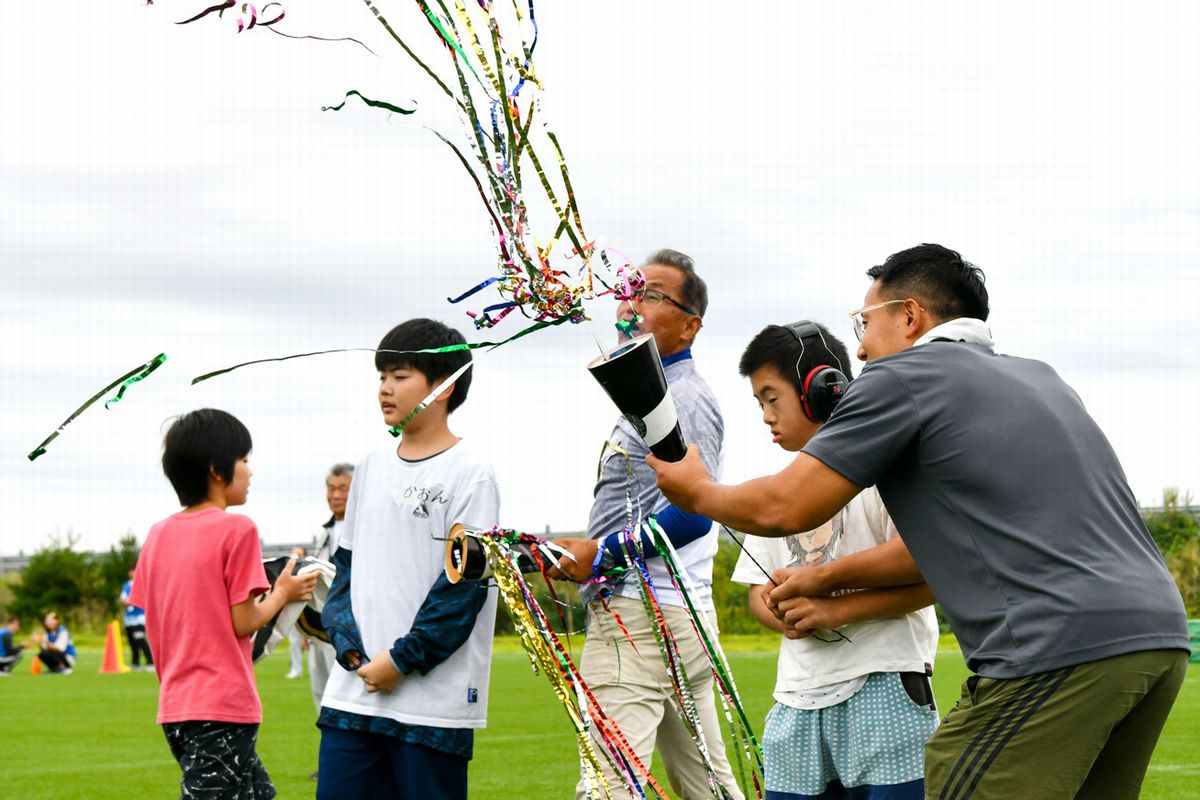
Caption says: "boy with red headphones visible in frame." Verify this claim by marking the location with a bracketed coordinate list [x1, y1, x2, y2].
[731, 321, 939, 800]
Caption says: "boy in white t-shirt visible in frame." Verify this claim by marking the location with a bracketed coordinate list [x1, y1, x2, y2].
[731, 322, 939, 800]
[318, 319, 500, 800]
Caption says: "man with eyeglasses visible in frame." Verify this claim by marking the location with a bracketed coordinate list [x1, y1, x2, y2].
[649, 243, 1189, 800]
[550, 249, 742, 799]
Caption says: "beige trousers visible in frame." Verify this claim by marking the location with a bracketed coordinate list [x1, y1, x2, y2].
[308, 639, 336, 713]
[576, 595, 746, 800]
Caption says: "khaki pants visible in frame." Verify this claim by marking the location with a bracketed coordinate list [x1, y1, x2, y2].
[576, 596, 745, 800]
[926, 649, 1188, 800]
[308, 640, 336, 713]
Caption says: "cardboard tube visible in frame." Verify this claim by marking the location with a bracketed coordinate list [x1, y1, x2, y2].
[444, 523, 574, 583]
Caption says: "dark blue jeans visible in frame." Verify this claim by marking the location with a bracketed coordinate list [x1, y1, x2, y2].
[317, 728, 467, 800]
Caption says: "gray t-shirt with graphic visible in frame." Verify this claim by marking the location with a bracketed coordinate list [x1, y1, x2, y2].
[803, 341, 1189, 679]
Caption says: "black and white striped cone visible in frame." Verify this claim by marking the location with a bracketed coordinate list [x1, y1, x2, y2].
[587, 332, 686, 462]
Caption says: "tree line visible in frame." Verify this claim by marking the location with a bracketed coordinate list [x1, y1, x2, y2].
[3, 490, 1197, 638]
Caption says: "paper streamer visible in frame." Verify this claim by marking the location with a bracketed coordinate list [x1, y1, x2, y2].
[595, 447, 765, 799]
[27, 353, 167, 461]
[459, 525, 670, 799]
[170, 0, 643, 339]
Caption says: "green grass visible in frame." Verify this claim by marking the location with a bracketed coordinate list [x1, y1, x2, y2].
[1, 639, 1195, 798]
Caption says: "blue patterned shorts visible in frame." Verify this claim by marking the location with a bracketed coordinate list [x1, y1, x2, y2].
[763, 672, 939, 799]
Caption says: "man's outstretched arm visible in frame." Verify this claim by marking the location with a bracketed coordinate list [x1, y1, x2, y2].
[774, 582, 936, 639]
[767, 535, 925, 601]
[649, 445, 861, 538]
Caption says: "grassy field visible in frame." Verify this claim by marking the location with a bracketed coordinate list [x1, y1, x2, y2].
[1, 636, 1195, 798]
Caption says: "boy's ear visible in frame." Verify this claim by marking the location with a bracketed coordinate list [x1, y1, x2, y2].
[431, 378, 456, 405]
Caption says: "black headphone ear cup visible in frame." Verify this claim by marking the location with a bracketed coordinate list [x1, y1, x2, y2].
[802, 366, 849, 423]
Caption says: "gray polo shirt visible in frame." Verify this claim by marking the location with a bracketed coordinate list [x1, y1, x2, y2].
[804, 340, 1189, 679]
[582, 351, 724, 609]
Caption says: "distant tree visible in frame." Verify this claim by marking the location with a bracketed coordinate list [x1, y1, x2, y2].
[8, 532, 143, 632]
[1145, 488, 1199, 555]
[8, 532, 96, 627]
[95, 532, 141, 618]
[1144, 489, 1200, 617]
[1167, 540, 1200, 617]
[711, 537, 767, 635]
[0, 573, 17, 619]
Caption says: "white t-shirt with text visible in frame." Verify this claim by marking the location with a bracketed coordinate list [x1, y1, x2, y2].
[321, 441, 500, 728]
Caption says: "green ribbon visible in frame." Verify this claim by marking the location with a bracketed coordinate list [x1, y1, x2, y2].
[418, 0, 493, 98]
[648, 519, 764, 793]
[105, 353, 168, 409]
[386, 359, 473, 437]
[190, 315, 573, 386]
[28, 353, 167, 461]
[322, 89, 416, 116]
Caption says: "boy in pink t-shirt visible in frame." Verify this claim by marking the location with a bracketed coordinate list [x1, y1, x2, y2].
[131, 408, 317, 799]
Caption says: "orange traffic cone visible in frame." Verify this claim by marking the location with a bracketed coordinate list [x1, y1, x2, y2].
[99, 620, 131, 674]
[31, 652, 42, 675]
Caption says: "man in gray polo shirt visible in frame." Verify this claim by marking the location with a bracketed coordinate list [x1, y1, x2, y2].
[550, 249, 742, 800]
[649, 244, 1189, 800]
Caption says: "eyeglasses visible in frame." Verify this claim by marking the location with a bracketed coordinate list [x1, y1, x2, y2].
[635, 288, 698, 316]
[848, 299, 907, 341]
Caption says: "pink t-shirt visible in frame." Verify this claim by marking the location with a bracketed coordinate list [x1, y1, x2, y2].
[130, 508, 270, 724]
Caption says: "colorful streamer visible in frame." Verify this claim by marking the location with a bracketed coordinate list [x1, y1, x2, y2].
[171, 0, 645, 337]
[461, 526, 669, 799]
[188, 316, 574, 386]
[27, 353, 167, 461]
[386, 359, 472, 436]
[596, 446, 765, 799]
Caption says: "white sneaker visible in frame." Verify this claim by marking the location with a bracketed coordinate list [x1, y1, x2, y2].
[284, 671, 301, 679]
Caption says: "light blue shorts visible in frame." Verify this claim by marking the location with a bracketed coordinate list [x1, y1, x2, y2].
[763, 671, 939, 799]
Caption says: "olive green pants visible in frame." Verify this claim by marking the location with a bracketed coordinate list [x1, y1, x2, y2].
[926, 648, 1188, 800]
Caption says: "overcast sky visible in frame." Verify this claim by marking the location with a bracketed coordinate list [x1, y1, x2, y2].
[3, 1, 1197, 556]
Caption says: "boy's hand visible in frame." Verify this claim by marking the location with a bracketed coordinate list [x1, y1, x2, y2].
[547, 538, 597, 582]
[754, 583, 775, 610]
[342, 650, 363, 670]
[357, 651, 404, 694]
[275, 558, 318, 603]
[767, 566, 829, 616]
[776, 595, 841, 638]
[646, 445, 710, 512]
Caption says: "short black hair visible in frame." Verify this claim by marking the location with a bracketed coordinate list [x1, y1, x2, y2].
[162, 409, 252, 507]
[866, 243, 989, 322]
[645, 248, 708, 318]
[375, 319, 472, 414]
[739, 322, 852, 398]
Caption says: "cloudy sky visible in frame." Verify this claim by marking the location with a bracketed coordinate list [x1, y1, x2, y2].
[3, 1, 1197, 556]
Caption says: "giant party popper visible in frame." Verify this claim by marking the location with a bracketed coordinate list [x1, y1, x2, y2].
[586, 333, 686, 463]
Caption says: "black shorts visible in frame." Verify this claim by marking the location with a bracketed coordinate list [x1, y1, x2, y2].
[163, 721, 276, 799]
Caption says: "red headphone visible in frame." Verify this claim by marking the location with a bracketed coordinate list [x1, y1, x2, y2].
[784, 321, 849, 423]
